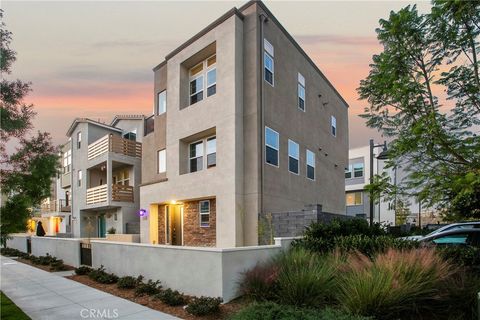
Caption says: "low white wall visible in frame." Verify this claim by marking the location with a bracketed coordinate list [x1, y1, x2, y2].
[105, 234, 140, 243]
[31, 236, 82, 267]
[91, 241, 285, 302]
[6, 234, 30, 253]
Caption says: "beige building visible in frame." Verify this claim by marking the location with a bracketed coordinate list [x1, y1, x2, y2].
[140, 0, 349, 247]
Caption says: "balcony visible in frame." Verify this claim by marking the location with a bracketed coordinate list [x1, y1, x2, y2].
[86, 184, 134, 205]
[40, 199, 71, 214]
[88, 134, 142, 161]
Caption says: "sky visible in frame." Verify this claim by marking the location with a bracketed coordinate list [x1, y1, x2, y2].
[3, 0, 433, 149]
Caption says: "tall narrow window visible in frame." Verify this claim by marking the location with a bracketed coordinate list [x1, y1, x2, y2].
[353, 163, 364, 178]
[189, 141, 204, 172]
[206, 136, 216, 168]
[157, 90, 166, 115]
[306, 149, 315, 180]
[158, 149, 166, 173]
[206, 55, 216, 97]
[288, 139, 299, 174]
[265, 127, 279, 167]
[298, 73, 305, 111]
[199, 200, 210, 227]
[77, 170, 82, 187]
[77, 132, 82, 149]
[331, 116, 337, 137]
[63, 150, 71, 174]
[264, 39, 274, 86]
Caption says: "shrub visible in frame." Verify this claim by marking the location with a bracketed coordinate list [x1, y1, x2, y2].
[155, 288, 186, 306]
[74, 266, 92, 275]
[230, 302, 372, 320]
[49, 258, 67, 271]
[0, 247, 23, 256]
[185, 296, 222, 316]
[31, 254, 55, 265]
[134, 279, 161, 296]
[273, 248, 337, 307]
[437, 246, 480, 273]
[334, 235, 419, 257]
[335, 248, 455, 319]
[239, 262, 279, 301]
[117, 275, 143, 289]
[88, 265, 118, 284]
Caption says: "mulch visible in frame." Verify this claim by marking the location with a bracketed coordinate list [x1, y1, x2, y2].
[66, 274, 247, 320]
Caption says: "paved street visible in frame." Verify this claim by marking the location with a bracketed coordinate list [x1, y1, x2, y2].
[1, 256, 179, 320]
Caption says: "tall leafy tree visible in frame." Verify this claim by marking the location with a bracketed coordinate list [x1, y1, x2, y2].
[0, 9, 59, 244]
[359, 1, 479, 220]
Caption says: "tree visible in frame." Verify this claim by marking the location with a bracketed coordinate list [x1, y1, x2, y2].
[358, 1, 479, 220]
[0, 9, 59, 245]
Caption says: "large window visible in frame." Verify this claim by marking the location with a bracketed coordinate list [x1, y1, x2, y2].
[63, 150, 71, 174]
[189, 55, 216, 106]
[353, 163, 364, 178]
[331, 116, 337, 137]
[298, 73, 305, 111]
[346, 192, 363, 206]
[189, 141, 204, 172]
[77, 132, 82, 149]
[158, 149, 166, 173]
[123, 131, 136, 141]
[265, 127, 279, 167]
[77, 170, 82, 187]
[288, 139, 299, 174]
[188, 136, 216, 173]
[264, 39, 274, 86]
[157, 90, 166, 115]
[199, 200, 210, 227]
[306, 149, 315, 180]
[114, 170, 130, 186]
[206, 137, 216, 168]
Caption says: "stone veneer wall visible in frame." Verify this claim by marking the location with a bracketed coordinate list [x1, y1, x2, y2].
[157, 204, 166, 244]
[183, 199, 216, 246]
[156, 200, 216, 246]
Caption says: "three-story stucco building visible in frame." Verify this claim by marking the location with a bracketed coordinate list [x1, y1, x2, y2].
[139, 0, 349, 247]
[64, 116, 145, 238]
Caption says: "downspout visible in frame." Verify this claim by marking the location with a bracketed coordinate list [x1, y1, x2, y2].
[259, 13, 268, 225]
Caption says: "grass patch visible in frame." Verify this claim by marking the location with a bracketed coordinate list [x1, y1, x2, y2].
[1, 291, 31, 320]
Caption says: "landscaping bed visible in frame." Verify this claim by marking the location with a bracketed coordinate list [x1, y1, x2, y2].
[0, 248, 74, 272]
[66, 270, 246, 320]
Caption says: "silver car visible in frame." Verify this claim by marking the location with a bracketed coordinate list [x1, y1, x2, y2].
[402, 221, 480, 241]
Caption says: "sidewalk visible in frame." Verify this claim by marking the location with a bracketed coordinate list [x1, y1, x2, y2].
[0, 256, 179, 320]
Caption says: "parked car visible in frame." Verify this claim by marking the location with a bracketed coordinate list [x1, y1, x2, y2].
[419, 229, 480, 248]
[401, 221, 480, 241]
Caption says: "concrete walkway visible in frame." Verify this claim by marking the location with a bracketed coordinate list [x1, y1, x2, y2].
[1, 256, 180, 320]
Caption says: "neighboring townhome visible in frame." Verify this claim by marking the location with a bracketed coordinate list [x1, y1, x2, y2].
[64, 116, 145, 238]
[39, 153, 72, 236]
[140, 0, 349, 248]
[345, 145, 437, 226]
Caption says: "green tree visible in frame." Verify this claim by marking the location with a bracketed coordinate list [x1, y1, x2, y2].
[358, 1, 479, 220]
[0, 9, 59, 245]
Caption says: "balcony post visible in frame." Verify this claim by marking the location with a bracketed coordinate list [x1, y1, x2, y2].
[107, 158, 112, 204]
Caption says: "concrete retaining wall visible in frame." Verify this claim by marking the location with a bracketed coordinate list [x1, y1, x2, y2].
[91, 241, 287, 302]
[31, 236, 82, 267]
[6, 234, 30, 253]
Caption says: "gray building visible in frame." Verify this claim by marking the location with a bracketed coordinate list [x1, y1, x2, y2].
[63, 116, 145, 238]
[140, 0, 349, 247]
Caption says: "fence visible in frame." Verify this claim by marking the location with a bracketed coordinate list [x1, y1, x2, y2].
[5, 234, 294, 302]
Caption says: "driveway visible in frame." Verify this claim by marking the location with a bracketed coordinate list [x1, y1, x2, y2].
[1, 256, 180, 320]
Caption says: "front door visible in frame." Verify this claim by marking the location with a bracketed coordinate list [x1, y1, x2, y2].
[166, 205, 183, 245]
[98, 215, 106, 238]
